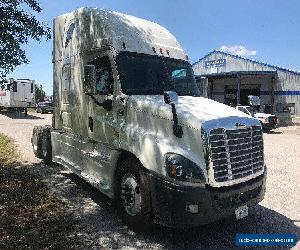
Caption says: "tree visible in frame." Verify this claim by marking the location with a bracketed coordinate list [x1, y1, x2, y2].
[0, 0, 51, 79]
[35, 84, 45, 102]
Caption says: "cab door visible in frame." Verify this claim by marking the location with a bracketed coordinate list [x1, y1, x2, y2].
[80, 51, 120, 191]
[86, 53, 118, 144]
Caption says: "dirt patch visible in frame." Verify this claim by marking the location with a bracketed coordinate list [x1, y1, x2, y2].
[274, 125, 300, 135]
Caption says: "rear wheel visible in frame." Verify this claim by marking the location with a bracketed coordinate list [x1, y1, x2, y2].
[41, 127, 52, 164]
[116, 157, 153, 232]
[32, 126, 43, 158]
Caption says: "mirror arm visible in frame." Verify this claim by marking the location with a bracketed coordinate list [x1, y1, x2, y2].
[88, 94, 102, 106]
[87, 94, 112, 111]
[171, 103, 183, 138]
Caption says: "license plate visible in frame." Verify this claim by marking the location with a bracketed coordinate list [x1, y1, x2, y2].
[235, 205, 248, 220]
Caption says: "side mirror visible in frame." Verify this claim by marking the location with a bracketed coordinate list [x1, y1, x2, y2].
[248, 95, 260, 106]
[164, 91, 178, 105]
[83, 65, 96, 94]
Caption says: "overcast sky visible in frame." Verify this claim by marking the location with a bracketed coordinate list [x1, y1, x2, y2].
[8, 0, 300, 95]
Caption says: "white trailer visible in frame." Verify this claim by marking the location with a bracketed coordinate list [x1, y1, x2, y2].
[0, 78, 35, 115]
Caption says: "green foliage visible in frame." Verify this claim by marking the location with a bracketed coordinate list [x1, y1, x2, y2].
[0, 133, 16, 163]
[35, 84, 46, 102]
[0, 0, 51, 79]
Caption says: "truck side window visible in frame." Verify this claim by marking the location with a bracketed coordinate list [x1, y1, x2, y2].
[88, 56, 113, 94]
[65, 22, 75, 48]
[62, 64, 71, 104]
[12, 82, 17, 92]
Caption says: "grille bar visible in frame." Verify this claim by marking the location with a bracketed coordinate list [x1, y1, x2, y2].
[209, 126, 264, 182]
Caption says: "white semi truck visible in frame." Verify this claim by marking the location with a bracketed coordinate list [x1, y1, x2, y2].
[0, 78, 35, 115]
[236, 96, 279, 132]
[32, 8, 266, 231]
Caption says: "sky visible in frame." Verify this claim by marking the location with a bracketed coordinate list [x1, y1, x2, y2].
[8, 0, 300, 95]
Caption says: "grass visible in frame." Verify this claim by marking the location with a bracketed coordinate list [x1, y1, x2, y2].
[0, 134, 16, 163]
[27, 107, 37, 113]
[0, 133, 80, 249]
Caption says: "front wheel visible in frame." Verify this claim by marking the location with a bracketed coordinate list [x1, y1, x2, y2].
[116, 157, 153, 232]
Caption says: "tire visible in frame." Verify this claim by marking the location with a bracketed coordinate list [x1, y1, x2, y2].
[260, 122, 270, 133]
[41, 127, 52, 164]
[32, 126, 43, 158]
[260, 121, 266, 132]
[116, 157, 153, 232]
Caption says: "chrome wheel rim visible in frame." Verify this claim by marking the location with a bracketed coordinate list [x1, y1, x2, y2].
[43, 147, 47, 157]
[42, 140, 47, 157]
[32, 134, 38, 151]
[120, 173, 141, 216]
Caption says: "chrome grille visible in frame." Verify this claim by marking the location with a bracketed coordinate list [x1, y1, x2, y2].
[209, 125, 264, 182]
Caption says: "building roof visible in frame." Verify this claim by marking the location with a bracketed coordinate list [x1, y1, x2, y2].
[197, 71, 277, 79]
[193, 50, 300, 76]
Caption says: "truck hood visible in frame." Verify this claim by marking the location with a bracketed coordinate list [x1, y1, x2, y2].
[127, 95, 250, 130]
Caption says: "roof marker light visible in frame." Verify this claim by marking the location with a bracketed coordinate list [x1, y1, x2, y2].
[166, 49, 170, 56]
[160, 48, 163, 54]
[152, 47, 156, 53]
[122, 42, 126, 49]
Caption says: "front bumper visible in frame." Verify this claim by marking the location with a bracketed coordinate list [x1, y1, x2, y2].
[262, 123, 277, 131]
[262, 117, 278, 130]
[148, 169, 266, 228]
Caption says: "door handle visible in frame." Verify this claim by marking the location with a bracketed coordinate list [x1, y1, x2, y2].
[88, 116, 93, 132]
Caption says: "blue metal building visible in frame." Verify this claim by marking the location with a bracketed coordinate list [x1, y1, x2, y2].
[193, 50, 300, 124]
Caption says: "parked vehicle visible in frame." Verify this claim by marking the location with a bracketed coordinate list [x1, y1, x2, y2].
[236, 96, 279, 132]
[0, 78, 35, 116]
[36, 101, 54, 114]
[31, 8, 266, 231]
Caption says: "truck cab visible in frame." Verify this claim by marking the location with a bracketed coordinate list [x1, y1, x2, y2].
[32, 8, 266, 231]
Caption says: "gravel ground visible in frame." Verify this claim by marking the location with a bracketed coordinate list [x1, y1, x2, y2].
[0, 111, 299, 249]
[0, 111, 52, 163]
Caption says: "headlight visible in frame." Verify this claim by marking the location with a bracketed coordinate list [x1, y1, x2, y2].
[165, 153, 205, 184]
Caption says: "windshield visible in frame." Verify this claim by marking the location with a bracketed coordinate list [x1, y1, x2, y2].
[116, 52, 200, 96]
[245, 106, 254, 114]
[238, 106, 253, 116]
